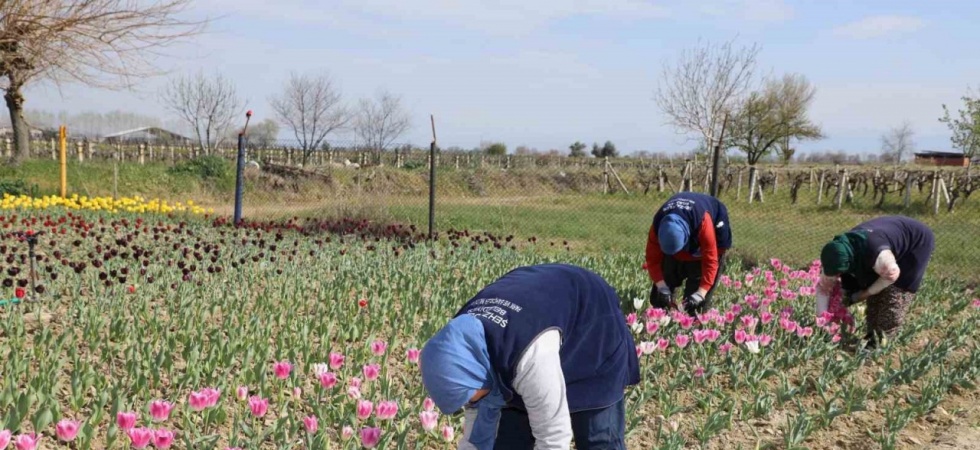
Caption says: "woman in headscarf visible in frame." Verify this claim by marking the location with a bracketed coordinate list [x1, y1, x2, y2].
[815, 215, 935, 348]
[419, 263, 640, 450]
[645, 192, 733, 317]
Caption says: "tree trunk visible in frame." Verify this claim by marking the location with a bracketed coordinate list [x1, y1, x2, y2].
[3, 87, 31, 165]
[747, 166, 758, 204]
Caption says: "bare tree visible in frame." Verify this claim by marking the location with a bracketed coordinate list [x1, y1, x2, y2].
[727, 73, 823, 201]
[354, 90, 411, 152]
[270, 72, 350, 166]
[160, 71, 242, 155]
[880, 121, 915, 166]
[655, 38, 761, 153]
[0, 0, 206, 164]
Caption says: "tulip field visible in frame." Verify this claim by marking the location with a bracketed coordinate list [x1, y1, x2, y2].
[0, 199, 978, 449]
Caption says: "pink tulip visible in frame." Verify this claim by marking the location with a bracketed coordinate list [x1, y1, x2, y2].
[693, 365, 705, 378]
[674, 334, 689, 348]
[816, 316, 828, 328]
[734, 329, 748, 344]
[329, 352, 346, 370]
[203, 388, 221, 407]
[656, 338, 669, 351]
[363, 364, 381, 381]
[723, 311, 736, 324]
[740, 315, 758, 329]
[731, 304, 742, 315]
[635, 345, 642, 357]
[745, 273, 755, 285]
[625, 313, 637, 326]
[832, 334, 842, 343]
[356, 400, 374, 420]
[149, 400, 174, 422]
[350, 377, 362, 389]
[153, 429, 175, 449]
[13, 433, 39, 450]
[420, 411, 439, 431]
[721, 275, 731, 286]
[361, 427, 382, 448]
[770, 258, 782, 269]
[248, 396, 269, 418]
[293, 387, 303, 398]
[188, 392, 209, 411]
[0, 430, 10, 450]
[441, 425, 455, 442]
[117, 411, 138, 430]
[759, 334, 773, 347]
[423, 397, 435, 412]
[692, 330, 709, 345]
[319, 372, 338, 389]
[348, 386, 361, 399]
[779, 318, 798, 333]
[127, 428, 153, 449]
[645, 307, 666, 321]
[56, 419, 80, 442]
[678, 315, 695, 330]
[733, 281, 743, 290]
[303, 416, 318, 433]
[376, 401, 398, 420]
[342, 426, 354, 440]
[707, 329, 721, 342]
[719, 342, 733, 354]
[273, 361, 293, 380]
[645, 321, 659, 335]
[236, 386, 249, 401]
[406, 348, 421, 364]
[760, 312, 773, 324]
[972, 298, 980, 308]
[796, 327, 814, 338]
[370, 340, 388, 356]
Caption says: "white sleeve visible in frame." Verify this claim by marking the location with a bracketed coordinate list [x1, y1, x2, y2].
[458, 407, 479, 450]
[512, 329, 573, 450]
[815, 274, 836, 315]
[867, 250, 900, 295]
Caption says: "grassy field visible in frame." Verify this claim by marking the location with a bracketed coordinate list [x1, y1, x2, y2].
[4, 158, 979, 283]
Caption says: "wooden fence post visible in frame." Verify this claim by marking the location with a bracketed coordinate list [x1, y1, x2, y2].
[76, 141, 84, 162]
[138, 144, 146, 165]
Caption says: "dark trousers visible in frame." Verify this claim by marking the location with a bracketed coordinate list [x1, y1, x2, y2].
[649, 254, 726, 314]
[493, 399, 626, 450]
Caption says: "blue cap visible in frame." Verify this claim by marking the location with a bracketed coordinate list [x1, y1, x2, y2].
[658, 214, 690, 255]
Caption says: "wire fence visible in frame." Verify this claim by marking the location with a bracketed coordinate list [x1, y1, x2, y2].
[3, 137, 979, 283]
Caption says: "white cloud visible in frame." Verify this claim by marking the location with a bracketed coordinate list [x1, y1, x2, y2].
[201, 0, 672, 37]
[831, 15, 926, 40]
[697, 0, 794, 23]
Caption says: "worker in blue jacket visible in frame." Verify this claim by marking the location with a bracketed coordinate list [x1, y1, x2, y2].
[420, 264, 640, 450]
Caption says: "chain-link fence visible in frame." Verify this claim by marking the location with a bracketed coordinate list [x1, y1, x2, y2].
[3, 136, 978, 283]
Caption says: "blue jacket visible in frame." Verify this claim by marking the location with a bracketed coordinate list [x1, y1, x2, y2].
[455, 264, 640, 413]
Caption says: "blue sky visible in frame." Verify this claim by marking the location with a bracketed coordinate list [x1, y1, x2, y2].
[19, 0, 980, 155]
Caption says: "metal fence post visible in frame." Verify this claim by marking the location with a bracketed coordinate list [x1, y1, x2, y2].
[234, 111, 253, 226]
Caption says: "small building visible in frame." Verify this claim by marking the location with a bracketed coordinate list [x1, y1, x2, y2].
[102, 127, 193, 145]
[0, 126, 46, 140]
[913, 151, 971, 167]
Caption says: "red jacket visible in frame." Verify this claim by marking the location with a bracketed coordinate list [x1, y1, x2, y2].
[645, 210, 724, 292]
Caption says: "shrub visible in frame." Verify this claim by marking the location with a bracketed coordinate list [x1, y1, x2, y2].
[168, 156, 232, 181]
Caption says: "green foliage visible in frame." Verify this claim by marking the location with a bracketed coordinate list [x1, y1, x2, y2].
[591, 141, 618, 158]
[569, 141, 587, 157]
[939, 91, 980, 158]
[0, 178, 30, 196]
[484, 143, 507, 156]
[728, 73, 823, 165]
[168, 156, 232, 181]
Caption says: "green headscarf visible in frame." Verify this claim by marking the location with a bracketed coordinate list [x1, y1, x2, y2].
[820, 231, 867, 276]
